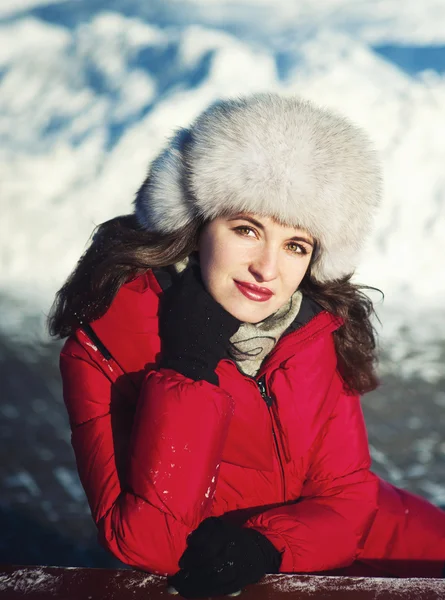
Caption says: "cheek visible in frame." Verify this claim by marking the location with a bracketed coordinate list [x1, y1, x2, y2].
[205, 254, 236, 296]
[283, 261, 310, 295]
[200, 234, 239, 276]
[198, 237, 232, 294]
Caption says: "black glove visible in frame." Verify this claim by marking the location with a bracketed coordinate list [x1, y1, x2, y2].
[158, 263, 241, 385]
[168, 517, 282, 598]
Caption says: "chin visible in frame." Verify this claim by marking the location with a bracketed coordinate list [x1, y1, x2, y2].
[242, 315, 270, 324]
[224, 301, 275, 324]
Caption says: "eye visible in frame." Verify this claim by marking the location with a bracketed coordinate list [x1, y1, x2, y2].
[287, 242, 308, 256]
[233, 225, 257, 238]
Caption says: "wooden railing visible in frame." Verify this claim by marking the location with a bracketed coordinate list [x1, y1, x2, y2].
[0, 565, 444, 599]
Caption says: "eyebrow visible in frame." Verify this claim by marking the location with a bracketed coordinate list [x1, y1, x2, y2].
[228, 214, 315, 247]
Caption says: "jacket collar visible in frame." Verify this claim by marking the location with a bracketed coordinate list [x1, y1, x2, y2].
[152, 263, 332, 336]
[83, 268, 341, 380]
[152, 264, 342, 377]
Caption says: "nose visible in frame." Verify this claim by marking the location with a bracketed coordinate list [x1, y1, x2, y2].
[248, 245, 279, 282]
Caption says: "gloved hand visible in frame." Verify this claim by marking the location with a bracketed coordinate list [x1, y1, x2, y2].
[168, 517, 282, 598]
[158, 264, 241, 385]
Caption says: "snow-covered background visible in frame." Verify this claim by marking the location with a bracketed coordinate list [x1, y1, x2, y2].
[0, 0, 444, 567]
[1, 0, 445, 378]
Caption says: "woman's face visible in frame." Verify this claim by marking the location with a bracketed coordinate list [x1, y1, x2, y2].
[198, 214, 314, 323]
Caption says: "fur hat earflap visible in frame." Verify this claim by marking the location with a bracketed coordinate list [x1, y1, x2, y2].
[134, 93, 382, 282]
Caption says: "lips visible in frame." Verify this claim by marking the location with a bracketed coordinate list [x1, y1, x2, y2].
[234, 280, 274, 302]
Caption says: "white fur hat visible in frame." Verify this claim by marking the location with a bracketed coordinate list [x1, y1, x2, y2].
[135, 93, 382, 282]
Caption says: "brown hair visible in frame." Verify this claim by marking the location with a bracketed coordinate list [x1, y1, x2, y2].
[48, 214, 380, 394]
[299, 275, 380, 395]
[48, 214, 202, 338]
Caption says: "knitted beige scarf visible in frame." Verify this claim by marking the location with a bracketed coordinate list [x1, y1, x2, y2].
[228, 289, 302, 376]
[174, 256, 302, 377]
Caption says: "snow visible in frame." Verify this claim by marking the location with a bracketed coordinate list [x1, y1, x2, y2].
[0, 0, 444, 381]
[263, 574, 445, 596]
[128, 574, 163, 587]
[0, 568, 62, 594]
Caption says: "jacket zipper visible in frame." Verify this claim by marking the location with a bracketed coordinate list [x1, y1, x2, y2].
[257, 375, 286, 501]
[222, 359, 288, 500]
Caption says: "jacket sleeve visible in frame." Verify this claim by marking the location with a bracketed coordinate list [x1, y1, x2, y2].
[244, 376, 379, 573]
[60, 343, 234, 575]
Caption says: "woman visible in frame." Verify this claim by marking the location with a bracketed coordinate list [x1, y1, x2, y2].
[49, 94, 445, 597]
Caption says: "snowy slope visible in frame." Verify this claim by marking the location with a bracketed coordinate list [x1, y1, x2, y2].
[0, 0, 444, 380]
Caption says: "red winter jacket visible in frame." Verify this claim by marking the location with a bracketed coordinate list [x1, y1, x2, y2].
[60, 270, 445, 578]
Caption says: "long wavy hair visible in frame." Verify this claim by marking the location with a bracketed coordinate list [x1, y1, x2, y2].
[48, 214, 380, 394]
